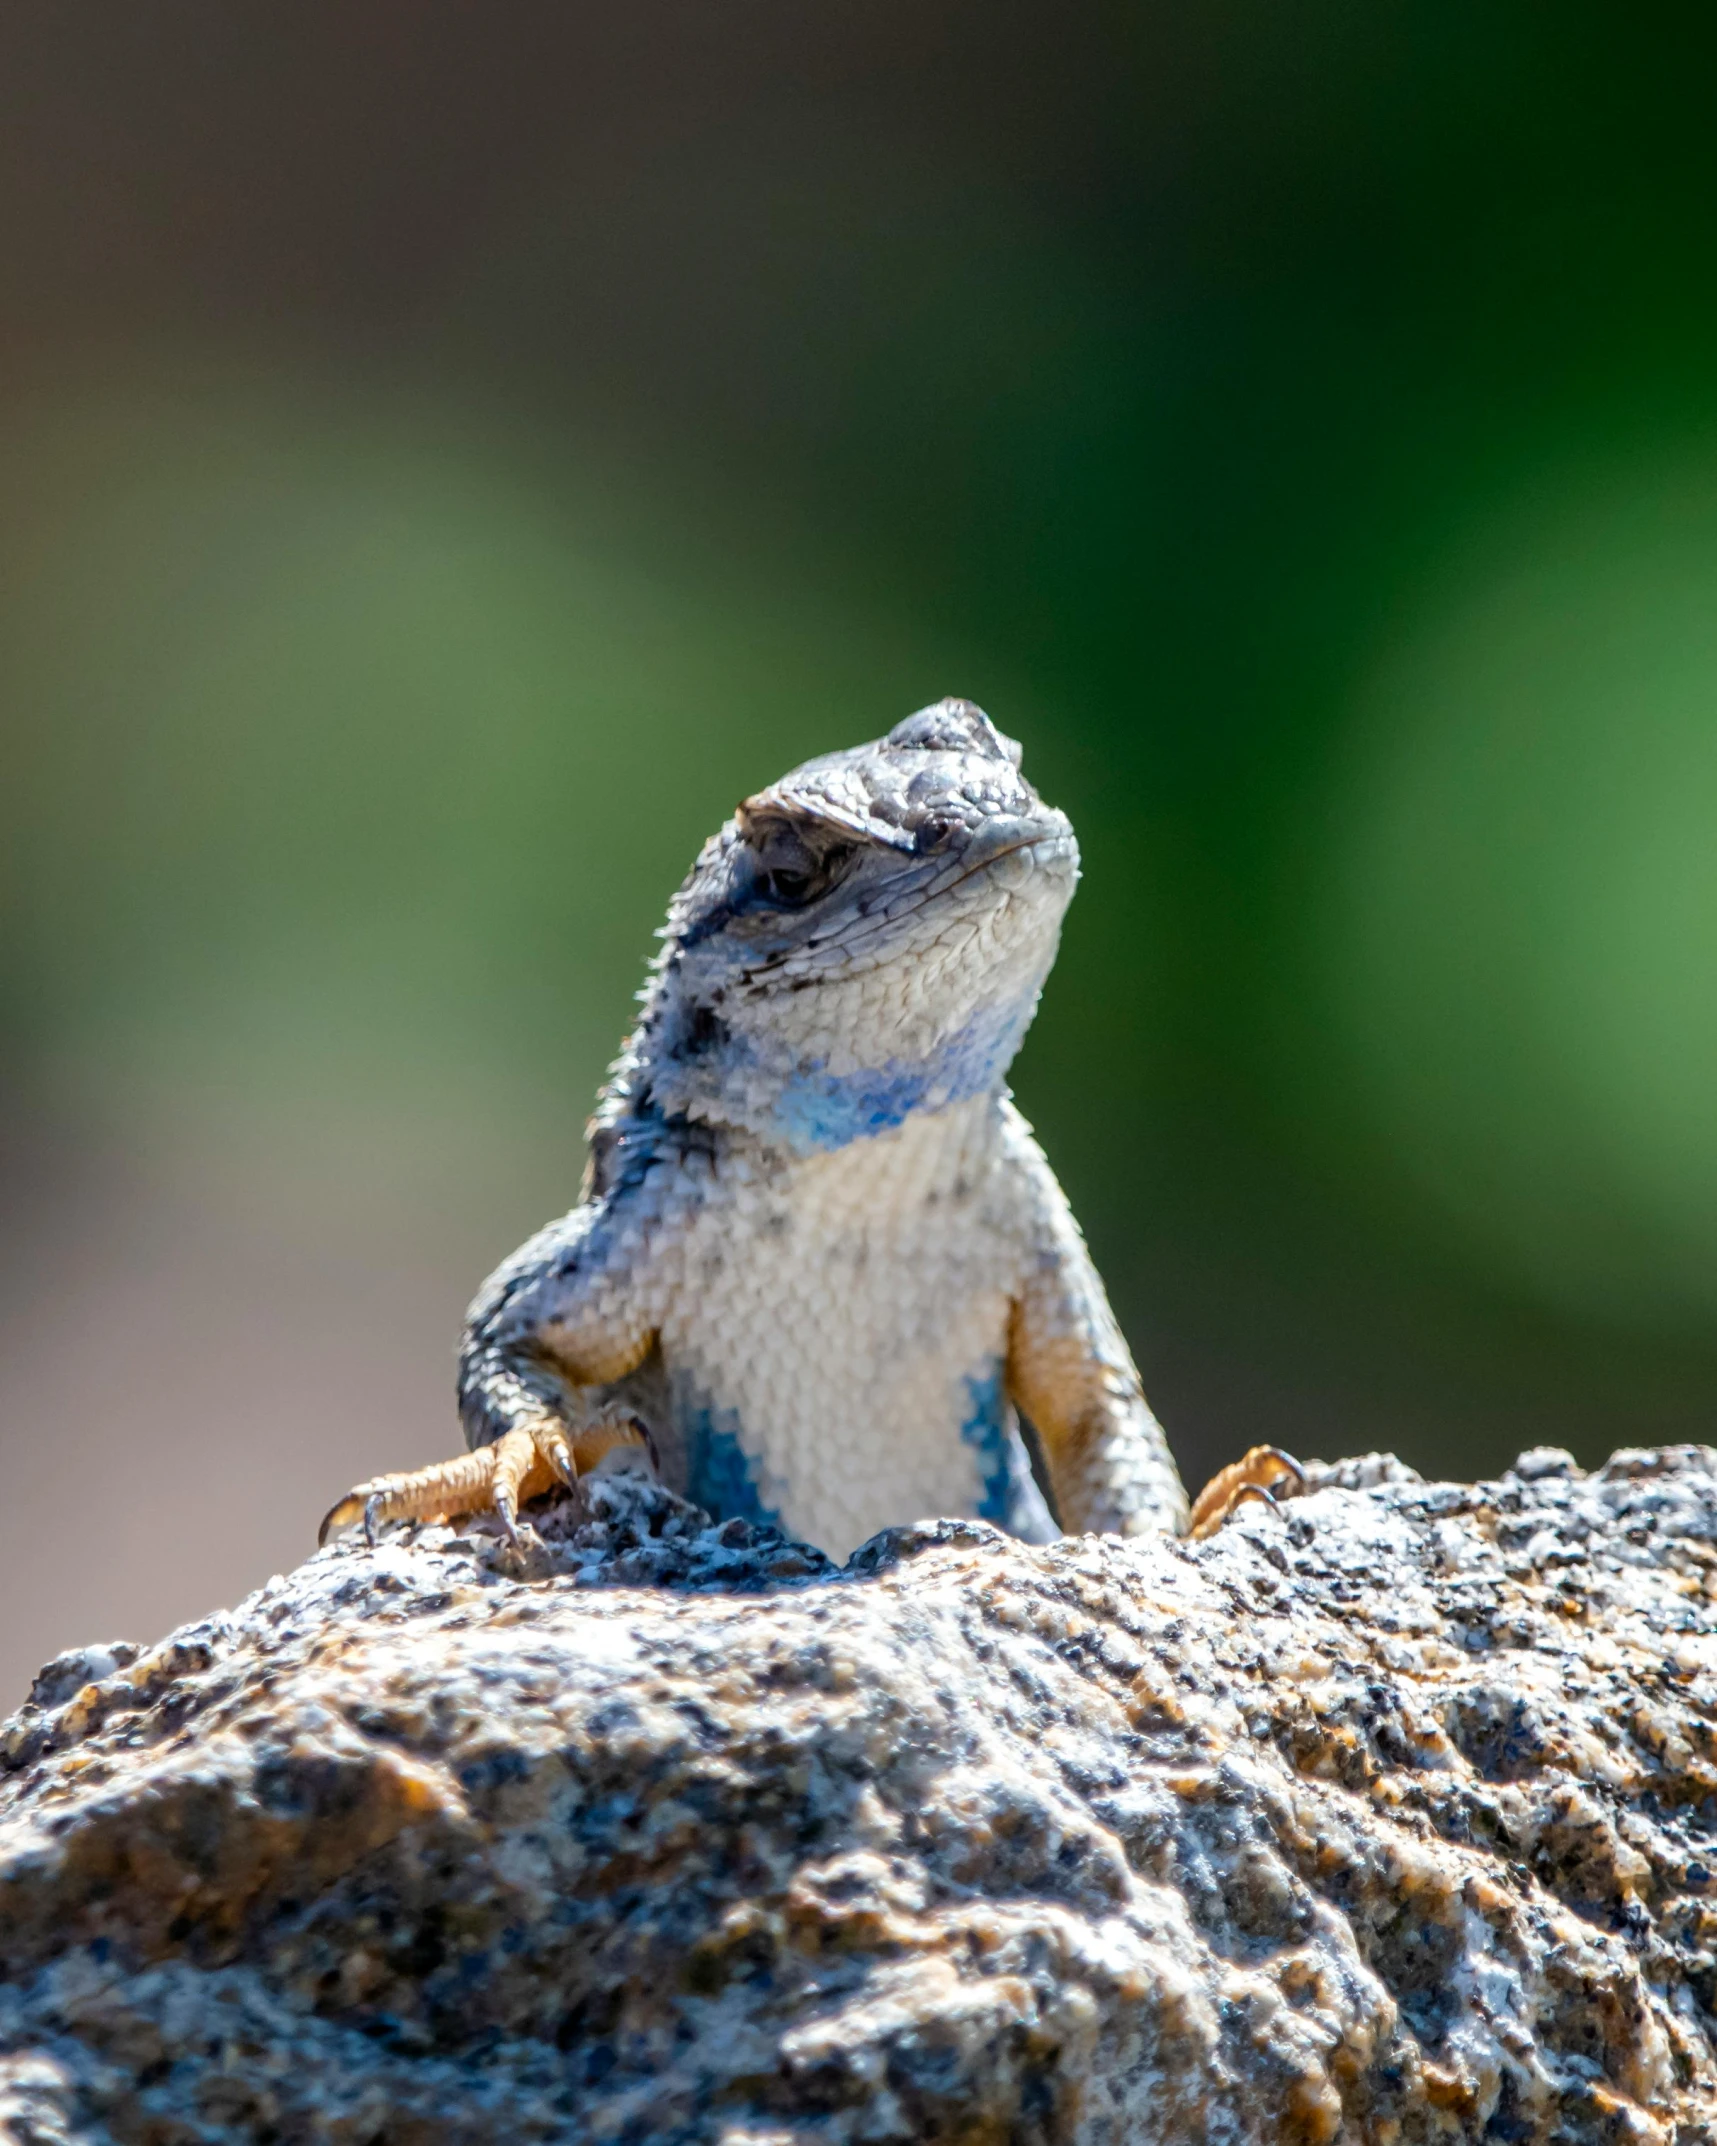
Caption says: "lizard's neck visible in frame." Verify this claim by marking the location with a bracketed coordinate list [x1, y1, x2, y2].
[587, 938, 1051, 1171]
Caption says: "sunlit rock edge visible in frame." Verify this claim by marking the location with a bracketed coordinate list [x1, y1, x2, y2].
[0, 1447, 1714, 2143]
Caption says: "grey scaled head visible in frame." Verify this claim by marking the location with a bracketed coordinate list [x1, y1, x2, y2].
[627, 699, 1081, 1155]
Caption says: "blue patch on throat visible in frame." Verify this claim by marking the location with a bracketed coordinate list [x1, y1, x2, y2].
[770, 996, 1034, 1154]
[773, 1061, 936, 1151]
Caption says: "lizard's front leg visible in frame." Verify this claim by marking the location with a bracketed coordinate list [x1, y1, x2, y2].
[319, 1200, 660, 1547]
[1184, 1445, 1305, 1538]
[1000, 1104, 1302, 1539]
[318, 1414, 651, 1548]
[1001, 1107, 1188, 1536]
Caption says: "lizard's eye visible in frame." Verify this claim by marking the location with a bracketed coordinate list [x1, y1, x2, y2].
[763, 864, 815, 903]
[913, 809, 963, 854]
[742, 817, 855, 909]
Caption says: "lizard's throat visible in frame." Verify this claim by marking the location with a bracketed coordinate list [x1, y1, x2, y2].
[649, 987, 1046, 1156]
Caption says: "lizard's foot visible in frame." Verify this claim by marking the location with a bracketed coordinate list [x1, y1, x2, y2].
[318, 1417, 651, 1549]
[1186, 1445, 1305, 1540]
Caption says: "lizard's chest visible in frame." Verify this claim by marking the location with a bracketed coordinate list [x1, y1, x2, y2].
[652, 1103, 1027, 1557]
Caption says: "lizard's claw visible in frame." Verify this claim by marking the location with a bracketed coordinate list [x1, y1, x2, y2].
[1185, 1444, 1305, 1540]
[317, 1416, 651, 1548]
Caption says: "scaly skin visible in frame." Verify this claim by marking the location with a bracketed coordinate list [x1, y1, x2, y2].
[322, 700, 1288, 1557]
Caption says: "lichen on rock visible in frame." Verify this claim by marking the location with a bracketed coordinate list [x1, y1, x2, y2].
[2, 1450, 1716, 2142]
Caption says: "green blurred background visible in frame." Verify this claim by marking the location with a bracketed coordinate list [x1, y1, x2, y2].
[4, 4, 1717, 1696]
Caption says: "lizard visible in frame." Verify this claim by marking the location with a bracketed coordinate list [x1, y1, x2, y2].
[320, 699, 1299, 1559]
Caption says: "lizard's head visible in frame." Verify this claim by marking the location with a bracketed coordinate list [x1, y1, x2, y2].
[631, 699, 1079, 1153]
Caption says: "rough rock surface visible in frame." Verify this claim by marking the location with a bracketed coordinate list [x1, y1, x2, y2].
[4, 1448, 1717, 2144]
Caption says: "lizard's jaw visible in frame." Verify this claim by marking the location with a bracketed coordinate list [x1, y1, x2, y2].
[956, 825, 1079, 895]
[648, 832, 1076, 1155]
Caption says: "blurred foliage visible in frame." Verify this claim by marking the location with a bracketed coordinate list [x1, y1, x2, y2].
[1314, 435, 1717, 1325]
[0, 375, 972, 1104]
[4, 2, 1717, 1486]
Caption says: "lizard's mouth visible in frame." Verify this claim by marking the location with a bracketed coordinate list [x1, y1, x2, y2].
[944, 826, 1078, 897]
[734, 822, 1076, 993]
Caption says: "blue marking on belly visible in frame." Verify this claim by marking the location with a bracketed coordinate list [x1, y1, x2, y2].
[960, 1362, 1060, 1543]
[685, 1406, 782, 1530]
[960, 1364, 1017, 1524]
[770, 996, 1036, 1154]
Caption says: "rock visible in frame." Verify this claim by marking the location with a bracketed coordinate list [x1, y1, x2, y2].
[2, 1452, 1716, 2143]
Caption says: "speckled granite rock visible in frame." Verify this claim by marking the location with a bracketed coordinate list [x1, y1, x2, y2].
[3, 1449, 1717, 2144]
